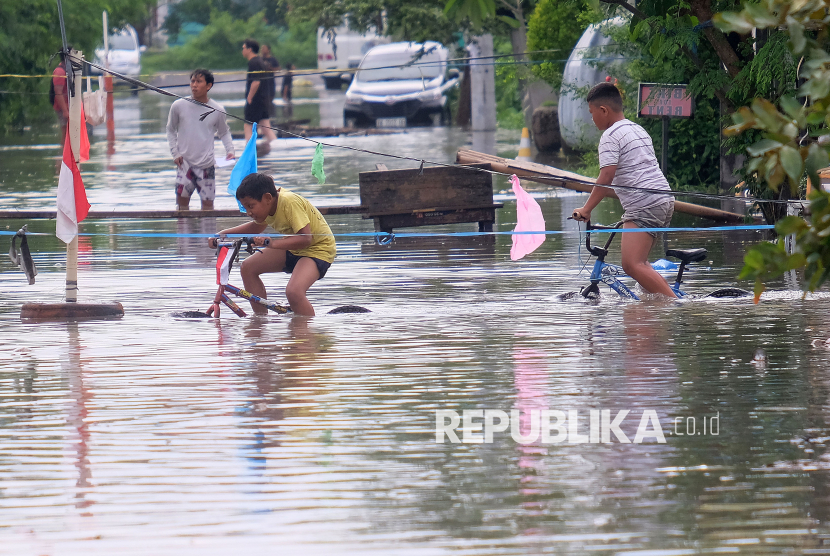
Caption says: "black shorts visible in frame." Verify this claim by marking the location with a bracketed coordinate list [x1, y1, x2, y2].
[283, 251, 331, 279]
[244, 100, 270, 123]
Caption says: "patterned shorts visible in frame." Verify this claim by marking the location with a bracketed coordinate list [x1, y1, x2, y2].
[622, 199, 674, 238]
[175, 164, 216, 201]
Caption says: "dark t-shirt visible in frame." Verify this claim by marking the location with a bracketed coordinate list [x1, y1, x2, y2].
[261, 55, 279, 99]
[245, 56, 269, 108]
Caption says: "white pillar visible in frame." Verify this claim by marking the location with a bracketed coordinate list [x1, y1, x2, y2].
[67, 49, 83, 302]
[468, 35, 496, 132]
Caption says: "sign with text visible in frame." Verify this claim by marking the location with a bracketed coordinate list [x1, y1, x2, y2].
[638, 83, 693, 118]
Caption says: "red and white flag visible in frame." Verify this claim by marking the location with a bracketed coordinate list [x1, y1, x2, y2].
[56, 129, 91, 243]
[216, 246, 232, 285]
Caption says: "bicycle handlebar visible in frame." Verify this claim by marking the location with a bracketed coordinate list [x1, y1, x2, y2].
[567, 218, 623, 254]
[209, 236, 270, 249]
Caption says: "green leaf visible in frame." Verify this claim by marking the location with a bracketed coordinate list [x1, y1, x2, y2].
[497, 15, 521, 28]
[780, 96, 803, 120]
[743, 249, 765, 271]
[776, 215, 809, 236]
[786, 253, 807, 270]
[311, 143, 326, 185]
[805, 143, 830, 185]
[746, 138, 783, 157]
[753, 280, 765, 304]
[779, 145, 804, 184]
[714, 12, 755, 34]
[806, 111, 825, 125]
[744, 2, 781, 28]
[789, 22, 807, 54]
[751, 98, 784, 131]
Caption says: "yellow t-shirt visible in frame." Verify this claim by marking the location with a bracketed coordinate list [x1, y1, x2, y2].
[260, 188, 336, 263]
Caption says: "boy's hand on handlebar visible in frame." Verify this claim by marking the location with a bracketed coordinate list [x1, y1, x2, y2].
[572, 207, 590, 222]
[253, 236, 271, 247]
[208, 235, 224, 249]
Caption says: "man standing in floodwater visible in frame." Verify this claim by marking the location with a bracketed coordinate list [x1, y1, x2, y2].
[166, 69, 235, 211]
[242, 39, 277, 143]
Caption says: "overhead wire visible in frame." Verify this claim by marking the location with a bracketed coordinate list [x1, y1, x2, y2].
[0, 45, 626, 81]
[0, 47, 810, 209]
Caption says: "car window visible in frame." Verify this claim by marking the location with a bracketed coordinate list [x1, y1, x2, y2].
[109, 32, 137, 51]
[359, 48, 445, 82]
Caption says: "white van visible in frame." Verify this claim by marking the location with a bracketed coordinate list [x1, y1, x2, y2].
[317, 24, 388, 90]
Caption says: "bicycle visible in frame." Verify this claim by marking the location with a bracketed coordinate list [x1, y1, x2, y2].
[171, 236, 291, 319]
[172, 236, 370, 319]
[560, 220, 751, 301]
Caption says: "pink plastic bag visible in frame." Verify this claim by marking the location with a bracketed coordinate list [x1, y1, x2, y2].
[510, 175, 546, 260]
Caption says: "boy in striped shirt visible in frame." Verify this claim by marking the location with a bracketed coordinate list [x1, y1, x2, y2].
[572, 82, 677, 298]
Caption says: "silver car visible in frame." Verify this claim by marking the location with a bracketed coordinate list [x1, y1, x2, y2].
[343, 41, 460, 127]
[91, 25, 144, 93]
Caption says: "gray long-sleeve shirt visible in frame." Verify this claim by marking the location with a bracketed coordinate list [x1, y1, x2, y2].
[166, 97, 234, 169]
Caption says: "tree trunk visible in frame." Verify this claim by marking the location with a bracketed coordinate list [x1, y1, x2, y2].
[510, 19, 532, 129]
[688, 0, 742, 78]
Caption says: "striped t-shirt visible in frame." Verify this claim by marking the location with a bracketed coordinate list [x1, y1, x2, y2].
[598, 119, 672, 211]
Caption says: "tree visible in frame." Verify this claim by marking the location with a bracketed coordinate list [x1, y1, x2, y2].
[585, 0, 803, 213]
[286, 0, 461, 45]
[444, 0, 538, 126]
[715, 0, 830, 299]
[525, 0, 595, 91]
[0, 0, 153, 131]
[163, 0, 287, 42]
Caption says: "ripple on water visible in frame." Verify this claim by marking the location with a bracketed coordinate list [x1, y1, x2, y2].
[3, 106, 830, 554]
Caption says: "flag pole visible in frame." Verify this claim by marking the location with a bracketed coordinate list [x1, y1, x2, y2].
[66, 48, 83, 303]
[19, 0, 123, 320]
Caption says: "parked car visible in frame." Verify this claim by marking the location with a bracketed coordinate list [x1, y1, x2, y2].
[90, 25, 145, 92]
[343, 41, 460, 127]
[317, 24, 388, 90]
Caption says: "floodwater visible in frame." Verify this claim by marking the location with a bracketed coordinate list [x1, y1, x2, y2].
[1, 79, 830, 556]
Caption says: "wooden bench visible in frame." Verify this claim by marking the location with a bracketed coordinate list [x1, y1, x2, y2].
[359, 163, 502, 233]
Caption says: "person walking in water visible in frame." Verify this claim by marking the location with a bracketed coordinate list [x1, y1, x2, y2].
[571, 82, 677, 298]
[260, 44, 280, 119]
[242, 39, 277, 143]
[281, 62, 294, 117]
[166, 69, 235, 211]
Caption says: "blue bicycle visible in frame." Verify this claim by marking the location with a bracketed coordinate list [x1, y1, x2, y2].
[561, 220, 750, 301]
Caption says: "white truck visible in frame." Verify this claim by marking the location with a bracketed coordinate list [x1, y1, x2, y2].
[317, 24, 388, 90]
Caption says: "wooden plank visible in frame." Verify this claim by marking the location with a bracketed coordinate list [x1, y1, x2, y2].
[0, 205, 368, 220]
[457, 149, 745, 223]
[374, 207, 497, 233]
[359, 163, 493, 215]
[361, 203, 503, 217]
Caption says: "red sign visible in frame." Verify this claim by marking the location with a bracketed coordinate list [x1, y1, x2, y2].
[638, 84, 693, 118]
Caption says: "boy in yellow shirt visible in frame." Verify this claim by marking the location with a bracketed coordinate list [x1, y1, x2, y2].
[211, 173, 335, 316]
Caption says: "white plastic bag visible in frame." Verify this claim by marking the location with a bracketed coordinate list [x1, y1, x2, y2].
[83, 76, 107, 126]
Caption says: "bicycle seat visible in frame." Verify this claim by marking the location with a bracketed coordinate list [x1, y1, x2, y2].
[665, 248, 707, 263]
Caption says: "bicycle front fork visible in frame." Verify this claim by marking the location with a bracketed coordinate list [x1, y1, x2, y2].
[206, 285, 248, 318]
